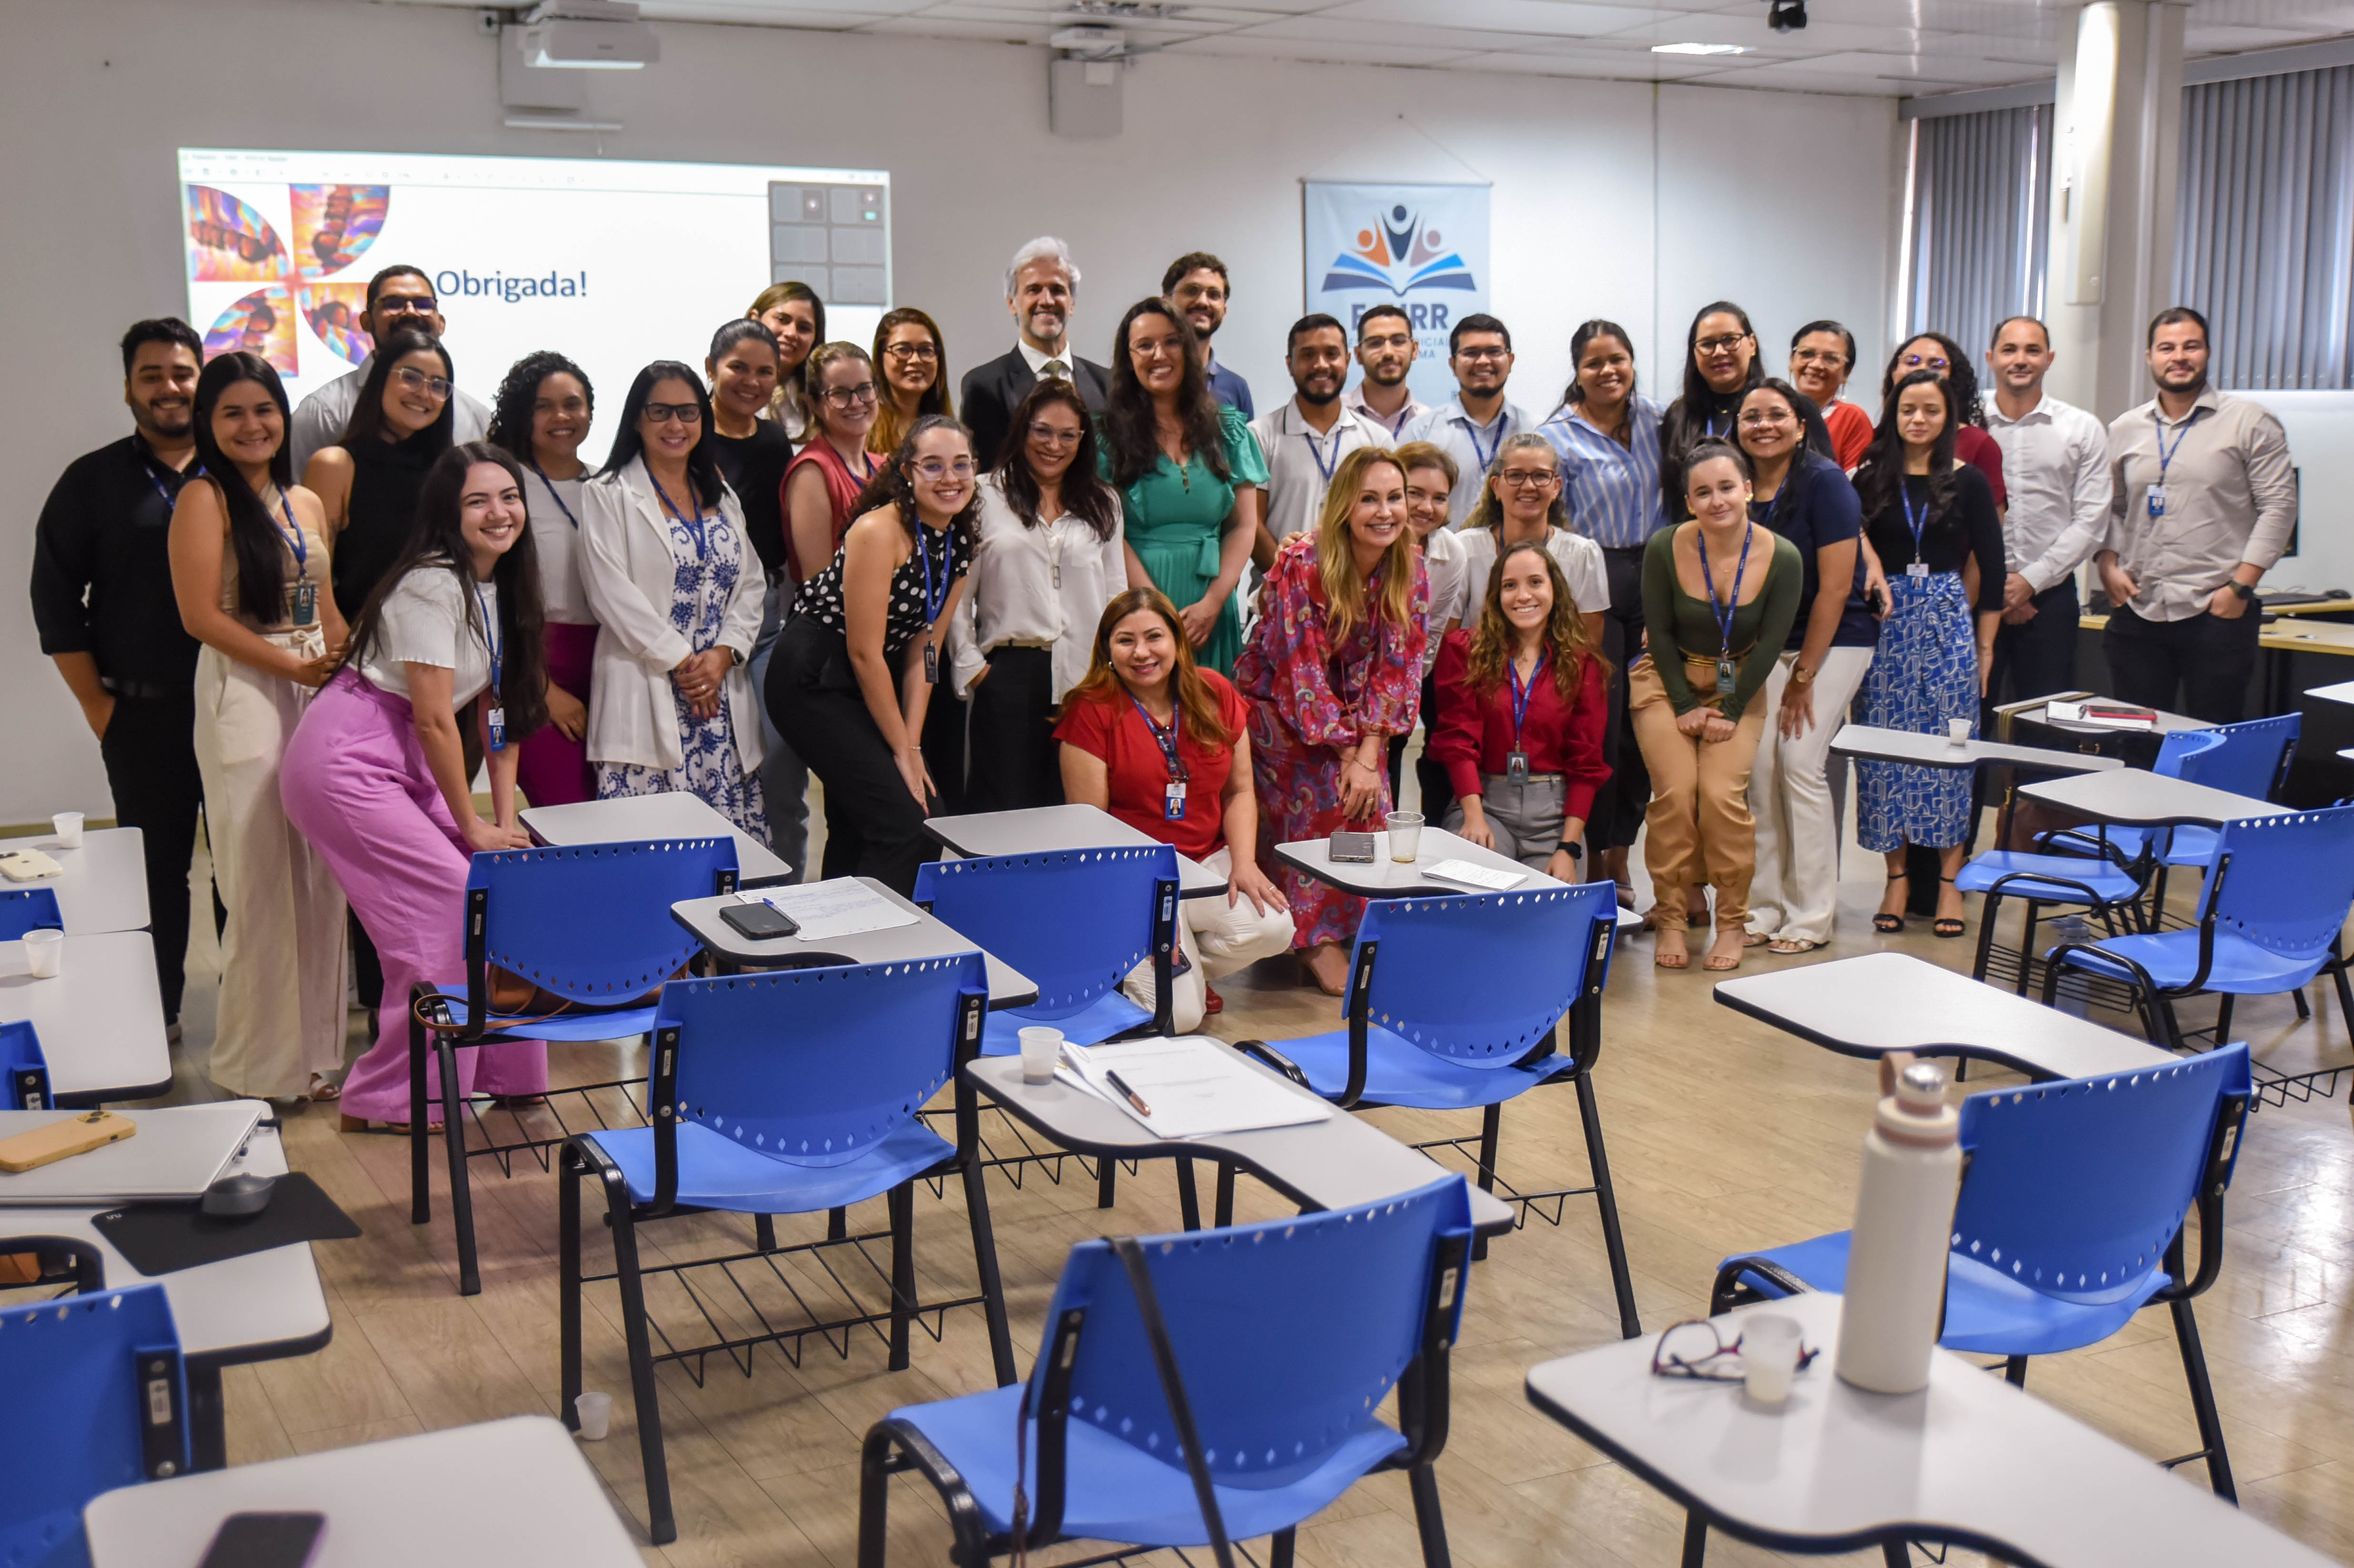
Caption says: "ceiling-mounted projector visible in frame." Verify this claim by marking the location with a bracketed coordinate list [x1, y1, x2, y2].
[524, 1, 659, 67]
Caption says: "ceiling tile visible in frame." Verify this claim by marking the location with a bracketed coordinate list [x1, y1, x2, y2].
[1162, 31, 1480, 65]
[1320, 0, 1665, 40]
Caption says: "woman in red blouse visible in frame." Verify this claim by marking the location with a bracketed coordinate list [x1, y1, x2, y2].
[1058, 587, 1292, 1027]
[1430, 541, 1612, 883]
[1234, 447, 1429, 994]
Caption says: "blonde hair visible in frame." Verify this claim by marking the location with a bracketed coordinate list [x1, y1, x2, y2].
[1313, 447, 1417, 643]
[803, 341, 874, 440]
[1462, 431, 1566, 535]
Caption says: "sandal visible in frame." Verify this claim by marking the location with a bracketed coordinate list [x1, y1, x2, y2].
[1932, 876, 1967, 939]
[1742, 931, 1771, 948]
[1203, 985, 1224, 1015]
[1653, 930, 1690, 970]
[1766, 937, 1826, 955]
[1872, 872, 1908, 933]
[308, 1073, 341, 1103]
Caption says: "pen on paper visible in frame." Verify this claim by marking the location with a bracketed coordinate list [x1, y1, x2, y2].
[1105, 1070, 1153, 1117]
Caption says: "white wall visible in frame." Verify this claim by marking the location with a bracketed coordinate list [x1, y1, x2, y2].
[2, 0, 1901, 822]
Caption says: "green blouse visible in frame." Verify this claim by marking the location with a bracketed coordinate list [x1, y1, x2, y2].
[1098, 404, 1269, 675]
[1640, 523, 1803, 722]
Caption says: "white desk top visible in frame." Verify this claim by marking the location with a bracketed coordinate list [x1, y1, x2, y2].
[924, 803, 1226, 899]
[0, 1101, 263, 1205]
[520, 790, 793, 886]
[671, 879, 1041, 1009]
[0, 929, 171, 1103]
[1274, 826, 1570, 899]
[2307, 679, 2354, 707]
[1524, 1293, 2335, 1567]
[2012, 699, 2213, 737]
[2019, 770, 2279, 828]
[0, 1125, 331, 1365]
[967, 1042, 1517, 1236]
[1829, 724, 2124, 774]
[0, 826, 150, 934]
[84, 1416, 640, 1568]
[1714, 952, 2172, 1082]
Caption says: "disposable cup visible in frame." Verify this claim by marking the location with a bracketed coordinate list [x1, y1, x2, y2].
[575, 1391, 613, 1440]
[1019, 1026, 1064, 1085]
[1947, 718, 1973, 747]
[1386, 811, 1425, 864]
[51, 812, 83, 849]
[1742, 1314, 1803, 1405]
[23, 929, 63, 980]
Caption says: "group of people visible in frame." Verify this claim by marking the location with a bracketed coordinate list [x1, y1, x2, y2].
[32, 233, 2297, 1106]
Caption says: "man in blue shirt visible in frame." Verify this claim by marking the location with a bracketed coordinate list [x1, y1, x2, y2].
[1163, 252, 1253, 417]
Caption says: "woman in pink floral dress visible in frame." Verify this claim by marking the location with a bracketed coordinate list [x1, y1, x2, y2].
[1235, 447, 1428, 994]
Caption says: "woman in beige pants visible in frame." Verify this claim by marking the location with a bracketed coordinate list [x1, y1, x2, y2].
[1631, 439, 1802, 972]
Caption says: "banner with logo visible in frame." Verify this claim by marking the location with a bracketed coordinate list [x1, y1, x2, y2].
[1302, 181, 1490, 407]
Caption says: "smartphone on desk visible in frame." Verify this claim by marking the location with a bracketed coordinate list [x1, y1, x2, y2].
[199, 1512, 325, 1568]
[721, 900, 800, 941]
[1328, 830, 1377, 864]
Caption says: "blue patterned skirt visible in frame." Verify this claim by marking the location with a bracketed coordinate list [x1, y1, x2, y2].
[1856, 571, 1977, 850]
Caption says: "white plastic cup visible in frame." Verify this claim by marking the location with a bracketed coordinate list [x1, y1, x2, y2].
[22, 929, 63, 980]
[1386, 810, 1425, 864]
[575, 1390, 613, 1440]
[1947, 718, 1973, 747]
[1019, 1026, 1064, 1085]
[1741, 1313, 1804, 1405]
[51, 812, 83, 849]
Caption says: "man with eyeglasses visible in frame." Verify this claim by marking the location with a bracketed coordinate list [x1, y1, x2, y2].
[1401, 314, 1533, 526]
[960, 236, 1111, 472]
[1344, 304, 1429, 440]
[1248, 314, 1382, 567]
[2095, 306, 2296, 723]
[1163, 252, 1253, 418]
[288, 265, 490, 475]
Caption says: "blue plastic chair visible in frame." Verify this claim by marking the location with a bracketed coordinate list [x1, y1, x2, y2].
[857, 1175, 1475, 1568]
[411, 836, 740, 1295]
[0, 1283, 190, 1568]
[2141, 715, 2301, 896]
[2, 1019, 50, 1110]
[558, 954, 1013, 1547]
[2042, 807, 2354, 1054]
[1710, 1044, 2252, 1505]
[1234, 881, 1640, 1337]
[2038, 728, 2223, 868]
[0, 886, 64, 941]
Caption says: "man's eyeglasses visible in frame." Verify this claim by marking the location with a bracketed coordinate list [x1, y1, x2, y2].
[1496, 469, 1558, 490]
[1360, 332, 1415, 354]
[642, 402, 703, 425]
[1027, 423, 1083, 448]
[1695, 333, 1752, 354]
[823, 382, 880, 407]
[1456, 346, 1511, 364]
[393, 366, 453, 401]
[1649, 1318, 1820, 1382]
[914, 457, 976, 481]
[884, 343, 940, 363]
[377, 296, 437, 316]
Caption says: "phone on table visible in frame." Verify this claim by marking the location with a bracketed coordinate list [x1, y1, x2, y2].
[720, 900, 800, 941]
[1328, 830, 1377, 864]
[0, 1110, 134, 1173]
[199, 1512, 325, 1568]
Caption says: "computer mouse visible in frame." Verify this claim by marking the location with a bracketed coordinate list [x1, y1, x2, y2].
[2329, 588, 2351, 600]
[201, 1172, 278, 1218]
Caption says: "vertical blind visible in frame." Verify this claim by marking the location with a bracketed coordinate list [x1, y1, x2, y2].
[1904, 104, 2053, 363]
[2175, 64, 2354, 389]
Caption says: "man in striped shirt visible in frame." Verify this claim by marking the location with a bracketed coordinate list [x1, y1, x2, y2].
[1343, 304, 1428, 440]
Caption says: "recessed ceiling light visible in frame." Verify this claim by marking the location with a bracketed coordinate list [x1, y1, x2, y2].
[1651, 41, 1749, 55]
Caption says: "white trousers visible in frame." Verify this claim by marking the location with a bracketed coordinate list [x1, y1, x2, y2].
[1745, 644, 1875, 946]
[1121, 845, 1296, 1033]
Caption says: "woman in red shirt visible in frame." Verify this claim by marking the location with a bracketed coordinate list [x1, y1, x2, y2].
[1430, 540, 1612, 884]
[1057, 587, 1292, 1027]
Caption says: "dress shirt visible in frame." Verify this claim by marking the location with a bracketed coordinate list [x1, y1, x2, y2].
[1983, 392, 2111, 593]
[1418, 525, 1469, 678]
[1204, 353, 1255, 419]
[1537, 396, 1666, 550]
[1428, 630, 1611, 821]
[2102, 387, 2297, 623]
[947, 475, 1126, 702]
[1249, 400, 1384, 543]
[1016, 338, 1075, 381]
[1402, 396, 1536, 525]
[1344, 382, 1429, 442]
[1455, 526, 1611, 617]
[288, 355, 491, 477]
[30, 434, 202, 690]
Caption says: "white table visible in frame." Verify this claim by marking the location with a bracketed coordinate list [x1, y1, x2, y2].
[521, 790, 793, 886]
[671, 879, 1040, 1008]
[1524, 1292, 2335, 1567]
[0, 930, 171, 1103]
[1828, 723, 2124, 774]
[2020, 770, 2279, 829]
[925, 802, 1226, 899]
[966, 1042, 1517, 1237]
[2306, 678, 2354, 707]
[1274, 825, 1572, 898]
[0, 1125, 332, 1471]
[84, 1416, 640, 1567]
[1715, 951, 2174, 1082]
[0, 826, 151, 934]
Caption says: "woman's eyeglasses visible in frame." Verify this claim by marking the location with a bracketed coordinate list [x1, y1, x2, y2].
[642, 402, 702, 425]
[1496, 469, 1559, 491]
[1695, 333, 1752, 354]
[1648, 1318, 1820, 1382]
[884, 343, 940, 363]
[913, 457, 975, 482]
[393, 366, 453, 401]
[823, 382, 880, 407]
[1900, 351, 1952, 373]
[1027, 423, 1083, 448]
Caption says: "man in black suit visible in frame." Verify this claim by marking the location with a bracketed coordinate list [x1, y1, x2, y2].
[959, 236, 1112, 470]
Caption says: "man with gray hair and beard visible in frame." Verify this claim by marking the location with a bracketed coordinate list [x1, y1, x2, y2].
[959, 235, 1113, 470]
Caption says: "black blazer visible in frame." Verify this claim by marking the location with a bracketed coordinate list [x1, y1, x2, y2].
[959, 348, 1112, 472]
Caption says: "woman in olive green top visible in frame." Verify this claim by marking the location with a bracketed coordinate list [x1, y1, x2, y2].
[1097, 298, 1268, 675]
[1632, 438, 1802, 973]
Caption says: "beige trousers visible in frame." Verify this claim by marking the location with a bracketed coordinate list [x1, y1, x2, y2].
[1629, 654, 1768, 933]
[1121, 846, 1297, 1034]
[193, 638, 350, 1098]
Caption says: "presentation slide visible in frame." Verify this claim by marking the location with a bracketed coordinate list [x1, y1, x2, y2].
[178, 149, 891, 464]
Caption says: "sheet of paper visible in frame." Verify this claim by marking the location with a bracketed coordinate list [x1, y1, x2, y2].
[1423, 857, 1526, 891]
[741, 879, 919, 941]
[1063, 1037, 1332, 1141]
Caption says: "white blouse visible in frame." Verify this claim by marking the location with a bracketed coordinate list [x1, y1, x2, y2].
[947, 475, 1126, 703]
[361, 566, 499, 707]
[1454, 525, 1612, 621]
[525, 467, 595, 625]
[1418, 524, 1470, 680]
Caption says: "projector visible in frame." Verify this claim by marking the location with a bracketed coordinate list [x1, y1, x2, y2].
[525, 10, 659, 67]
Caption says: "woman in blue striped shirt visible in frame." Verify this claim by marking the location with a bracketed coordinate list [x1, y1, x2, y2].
[1539, 319, 1666, 908]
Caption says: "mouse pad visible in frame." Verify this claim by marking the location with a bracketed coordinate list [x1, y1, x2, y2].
[89, 1173, 362, 1275]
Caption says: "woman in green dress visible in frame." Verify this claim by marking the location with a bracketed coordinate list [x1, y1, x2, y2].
[1098, 298, 1267, 675]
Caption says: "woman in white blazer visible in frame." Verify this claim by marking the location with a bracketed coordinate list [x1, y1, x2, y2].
[577, 361, 768, 835]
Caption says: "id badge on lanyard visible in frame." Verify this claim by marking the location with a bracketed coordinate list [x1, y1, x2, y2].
[472, 579, 506, 751]
[290, 579, 317, 627]
[1164, 779, 1187, 821]
[1715, 658, 1737, 698]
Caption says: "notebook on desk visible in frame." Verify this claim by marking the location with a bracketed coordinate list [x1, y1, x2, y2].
[0, 1101, 262, 1205]
[1060, 1038, 1333, 1140]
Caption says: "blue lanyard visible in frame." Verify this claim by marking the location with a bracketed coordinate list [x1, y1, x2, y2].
[1464, 413, 1506, 477]
[140, 460, 180, 509]
[1898, 479, 1934, 562]
[915, 522, 952, 626]
[1696, 523, 1754, 654]
[1303, 423, 1345, 484]
[469, 578, 501, 699]
[529, 459, 580, 529]
[1127, 690, 1187, 780]
[1507, 648, 1551, 747]
[2153, 407, 2203, 483]
[647, 471, 708, 557]
[269, 491, 307, 572]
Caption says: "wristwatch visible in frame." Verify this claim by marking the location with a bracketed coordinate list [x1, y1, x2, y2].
[1555, 841, 1583, 859]
[728, 646, 746, 665]
[2228, 579, 2256, 601]
[1790, 664, 1816, 686]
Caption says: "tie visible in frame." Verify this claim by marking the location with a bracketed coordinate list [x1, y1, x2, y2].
[1042, 359, 1070, 381]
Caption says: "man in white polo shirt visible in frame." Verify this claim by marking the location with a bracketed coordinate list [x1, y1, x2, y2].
[1981, 314, 2110, 705]
[1401, 314, 1533, 525]
[1248, 313, 1382, 567]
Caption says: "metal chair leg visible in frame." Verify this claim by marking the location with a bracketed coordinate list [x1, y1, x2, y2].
[2171, 1296, 2237, 1502]
[1176, 1157, 1202, 1231]
[2213, 994, 2235, 1045]
[1407, 1461, 1452, 1568]
[408, 1007, 431, 1224]
[436, 1036, 480, 1296]
[1680, 1513, 1708, 1568]
[559, 1145, 583, 1432]
[1214, 1162, 1235, 1228]
[1576, 1074, 1642, 1339]
[1096, 1155, 1117, 1209]
[958, 1150, 1018, 1387]
[2004, 1355, 2028, 1387]
[828, 1205, 848, 1240]
[2015, 898, 2040, 996]
[1968, 890, 2002, 983]
[1270, 1526, 1297, 1568]
[607, 1189, 675, 1543]
[888, 1182, 915, 1372]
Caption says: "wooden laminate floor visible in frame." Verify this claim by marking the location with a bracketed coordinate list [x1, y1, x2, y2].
[84, 817, 2354, 1568]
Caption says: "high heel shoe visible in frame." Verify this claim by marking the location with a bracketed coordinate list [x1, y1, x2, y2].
[1933, 876, 1967, 938]
[1872, 871, 1908, 933]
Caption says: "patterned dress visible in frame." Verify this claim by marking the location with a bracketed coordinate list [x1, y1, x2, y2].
[1234, 535, 1430, 950]
[595, 505, 771, 840]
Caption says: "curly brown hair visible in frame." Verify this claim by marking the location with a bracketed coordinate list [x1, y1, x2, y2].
[1463, 540, 1606, 700]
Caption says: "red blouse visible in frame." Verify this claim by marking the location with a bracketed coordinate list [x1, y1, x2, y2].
[780, 439, 879, 584]
[1428, 629, 1612, 824]
[1956, 424, 2009, 511]
[1053, 672, 1250, 862]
